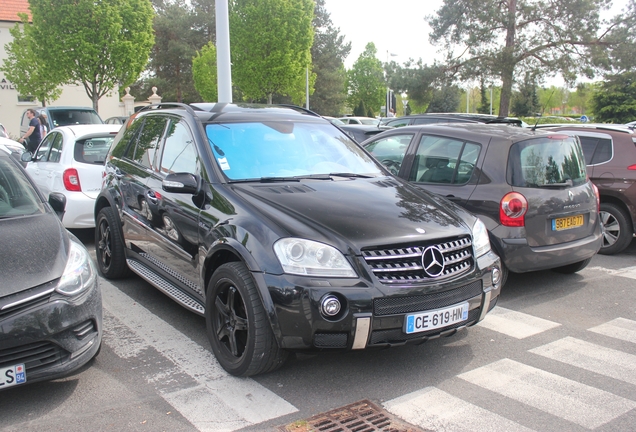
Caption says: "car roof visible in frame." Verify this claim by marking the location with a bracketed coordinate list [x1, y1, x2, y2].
[51, 124, 122, 138]
[535, 123, 635, 134]
[365, 122, 556, 143]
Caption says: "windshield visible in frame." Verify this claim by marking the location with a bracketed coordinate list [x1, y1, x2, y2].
[507, 135, 587, 187]
[205, 121, 383, 181]
[49, 109, 103, 127]
[0, 157, 45, 218]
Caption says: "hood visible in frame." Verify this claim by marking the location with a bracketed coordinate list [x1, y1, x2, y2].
[0, 212, 69, 294]
[230, 176, 471, 252]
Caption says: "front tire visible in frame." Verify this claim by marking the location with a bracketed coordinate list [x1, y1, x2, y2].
[95, 207, 131, 279]
[599, 203, 633, 255]
[206, 262, 288, 377]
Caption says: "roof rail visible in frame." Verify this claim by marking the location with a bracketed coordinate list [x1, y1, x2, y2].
[136, 103, 199, 116]
[275, 104, 321, 117]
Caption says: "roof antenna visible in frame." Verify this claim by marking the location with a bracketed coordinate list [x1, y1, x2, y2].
[532, 88, 556, 131]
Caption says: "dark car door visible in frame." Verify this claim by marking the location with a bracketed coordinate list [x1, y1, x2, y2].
[144, 117, 202, 295]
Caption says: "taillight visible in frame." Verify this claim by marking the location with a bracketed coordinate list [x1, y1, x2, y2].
[592, 182, 600, 212]
[500, 192, 527, 227]
[628, 165, 636, 170]
[63, 168, 82, 191]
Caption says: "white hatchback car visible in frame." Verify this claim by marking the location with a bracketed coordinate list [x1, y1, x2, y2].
[25, 124, 120, 228]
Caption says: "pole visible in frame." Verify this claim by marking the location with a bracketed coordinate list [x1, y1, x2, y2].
[490, 84, 493, 115]
[306, 66, 309, 109]
[466, 87, 469, 113]
[216, 0, 232, 103]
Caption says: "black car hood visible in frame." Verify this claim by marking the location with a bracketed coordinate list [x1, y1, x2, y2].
[230, 176, 471, 251]
[0, 212, 69, 295]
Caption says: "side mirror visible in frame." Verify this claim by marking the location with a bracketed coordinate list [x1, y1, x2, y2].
[20, 151, 33, 162]
[48, 192, 66, 220]
[162, 173, 199, 195]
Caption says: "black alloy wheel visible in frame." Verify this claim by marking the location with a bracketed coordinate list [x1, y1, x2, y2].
[95, 207, 131, 279]
[206, 262, 287, 377]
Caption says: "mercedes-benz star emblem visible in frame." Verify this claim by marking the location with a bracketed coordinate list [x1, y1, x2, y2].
[422, 246, 445, 278]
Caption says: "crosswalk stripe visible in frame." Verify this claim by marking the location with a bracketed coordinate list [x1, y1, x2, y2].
[458, 358, 636, 429]
[101, 280, 297, 432]
[588, 317, 636, 344]
[476, 307, 560, 338]
[383, 387, 536, 432]
[530, 336, 636, 386]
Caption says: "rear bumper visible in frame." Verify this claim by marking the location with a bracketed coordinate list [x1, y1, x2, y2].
[496, 228, 602, 273]
[61, 192, 97, 228]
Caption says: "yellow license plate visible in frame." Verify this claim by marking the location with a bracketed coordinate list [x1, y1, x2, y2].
[552, 214, 584, 231]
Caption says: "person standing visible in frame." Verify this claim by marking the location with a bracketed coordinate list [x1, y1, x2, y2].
[18, 109, 42, 153]
[38, 114, 49, 139]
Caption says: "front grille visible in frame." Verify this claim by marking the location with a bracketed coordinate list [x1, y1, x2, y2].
[0, 291, 53, 320]
[373, 280, 483, 316]
[314, 333, 348, 348]
[0, 341, 67, 373]
[369, 308, 481, 345]
[362, 236, 474, 284]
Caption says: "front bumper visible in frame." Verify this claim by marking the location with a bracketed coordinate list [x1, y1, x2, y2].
[260, 250, 501, 351]
[0, 278, 102, 389]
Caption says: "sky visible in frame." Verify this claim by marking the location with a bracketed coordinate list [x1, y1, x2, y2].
[321, 0, 630, 87]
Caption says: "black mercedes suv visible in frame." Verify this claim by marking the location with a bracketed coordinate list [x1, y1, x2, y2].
[94, 103, 502, 376]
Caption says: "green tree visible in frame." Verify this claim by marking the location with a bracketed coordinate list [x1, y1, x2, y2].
[427, 85, 461, 113]
[27, 0, 154, 111]
[477, 81, 490, 114]
[428, 0, 630, 117]
[590, 72, 636, 123]
[568, 83, 594, 115]
[230, 0, 315, 104]
[511, 72, 539, 116]
[346, 42, 385, 117]
[309, 0, 351, 115]
[1, 13, 63, 106]
[192, 42, 218, 102]
[387, 60, 440, 113]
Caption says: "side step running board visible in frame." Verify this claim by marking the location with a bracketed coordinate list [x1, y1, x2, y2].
[127, 259, 205, 316]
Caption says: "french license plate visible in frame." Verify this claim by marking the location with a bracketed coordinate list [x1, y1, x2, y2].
[404, 302, 469, 334]
[0, 364, 26, 389]
[552, 214, 584, 231]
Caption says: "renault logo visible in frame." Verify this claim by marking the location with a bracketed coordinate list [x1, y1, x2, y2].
[568, 191, 574, 201]
[422, 246, 445, 278]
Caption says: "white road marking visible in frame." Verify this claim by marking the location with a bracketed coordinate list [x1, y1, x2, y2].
[584, 266, 636, 280]
[101, 280, 297, 432]
[383, 387, 536, 432]
[589, 317, 636, 344]
[458, 358, 636, 429]
[477, 307, 560, 338]
[530, 336, 636, 386]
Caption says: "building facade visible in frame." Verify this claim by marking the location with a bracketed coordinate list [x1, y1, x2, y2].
[0, 0, 123, 137]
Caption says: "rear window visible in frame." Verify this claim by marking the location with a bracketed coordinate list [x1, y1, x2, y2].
[49, 110, 103, 127]
[508, 136, 587, 188]
[74, 136, 115, 164]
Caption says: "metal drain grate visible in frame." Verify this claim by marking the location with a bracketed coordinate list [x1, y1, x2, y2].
[278, 399, 427, 432]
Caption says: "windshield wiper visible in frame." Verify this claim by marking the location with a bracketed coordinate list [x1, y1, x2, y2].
[327, 172, 374, 178]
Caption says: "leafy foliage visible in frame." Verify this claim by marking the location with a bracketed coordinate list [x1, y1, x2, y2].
[426, 86, 461, 113]
[230, 0, 315, 104]
[591, 72, 636, 123]
[346, 43, 386, 117]
[192, 42, 218, 102]
[27, 0, 155, 111]
[511, 72, 539, 117]
[427, 0, 628, 116]
[0, 13, 63, 105]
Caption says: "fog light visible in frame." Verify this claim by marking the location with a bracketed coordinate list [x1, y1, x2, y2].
[492, 267, 501, 285]
[321, 295, 341, 317]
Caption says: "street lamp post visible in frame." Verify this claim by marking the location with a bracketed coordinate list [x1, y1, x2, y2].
[385, 51, 398, 116]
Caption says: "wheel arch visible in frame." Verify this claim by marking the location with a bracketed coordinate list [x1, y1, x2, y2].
[599, 194, 636, 234]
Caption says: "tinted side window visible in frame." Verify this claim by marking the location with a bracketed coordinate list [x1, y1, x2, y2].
[132, 116, 168, 169]
[591, 138, 612, 164]
[35, 132, 57, 161]
[111, 117, 144, 159]
[47, 133, 64, 163]
[386, 118, 411, 128]
[579, 136, 598, 165]
[411, 135, 477, 184]
[159, 120, 197, 174]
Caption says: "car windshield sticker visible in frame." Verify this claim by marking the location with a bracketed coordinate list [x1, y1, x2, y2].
[218, 157, 230, 170]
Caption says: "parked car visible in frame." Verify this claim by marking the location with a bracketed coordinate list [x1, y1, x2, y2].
[20, 106, 103, 138]
[104, 116, 129, 125]
[322, 116, 345, 126]
[0, 149, 102, 390]
[384, 113, 524, 128]
[339, 124, 393, 143]
[0, 123, 8, 138]
[0, 137, 27, 166]
[338, 116, 380, 125]
[538, 124, 636, 254]
[362, 123, 602, 286]
[23, 125, 121, 228]
[95, 103, 502, 377]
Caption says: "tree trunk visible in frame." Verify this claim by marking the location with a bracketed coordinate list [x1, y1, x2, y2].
[92, 82, 99, 112]
[498, 0, 517, 117]
[268, 93, 273, 104]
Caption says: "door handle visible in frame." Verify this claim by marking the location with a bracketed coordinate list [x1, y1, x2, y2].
[146, 191, 159, 204]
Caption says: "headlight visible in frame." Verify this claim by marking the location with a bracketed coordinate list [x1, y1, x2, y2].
[472, 218, 491, 258]
[56, 240, 97, 296]
[273, 238, 357, 277]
